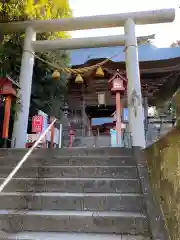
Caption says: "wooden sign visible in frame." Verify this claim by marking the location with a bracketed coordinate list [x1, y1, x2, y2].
[112, 78, 124, 92]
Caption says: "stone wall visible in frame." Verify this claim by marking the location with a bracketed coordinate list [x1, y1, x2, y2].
[144, 127, 180, 240]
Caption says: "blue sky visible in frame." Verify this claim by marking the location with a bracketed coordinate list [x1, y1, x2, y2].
[69, 0, 180, 47]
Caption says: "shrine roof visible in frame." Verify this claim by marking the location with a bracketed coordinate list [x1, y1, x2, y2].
[68, 43, 180, 106]
[69, 43, 180, 66]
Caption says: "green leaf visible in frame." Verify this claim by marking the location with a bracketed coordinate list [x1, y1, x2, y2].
[0, 0, 72, 119]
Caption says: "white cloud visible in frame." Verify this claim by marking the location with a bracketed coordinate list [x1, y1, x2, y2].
[69, 0, 180, 47]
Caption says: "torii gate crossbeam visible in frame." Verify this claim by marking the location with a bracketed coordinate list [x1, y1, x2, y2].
[0, 8, 175, 32]
[32, 34, 155, 52]
[0, 8, 176, 149]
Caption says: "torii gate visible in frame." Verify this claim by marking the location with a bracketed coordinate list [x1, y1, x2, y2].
[0, 8, 176, 148]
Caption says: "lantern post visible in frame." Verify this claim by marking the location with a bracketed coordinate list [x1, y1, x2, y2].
[0, 77, 16, 147]
[108, 70, 127, 145]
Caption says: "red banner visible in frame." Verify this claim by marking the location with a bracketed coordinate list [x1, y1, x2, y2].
[32, 115, 43, 133]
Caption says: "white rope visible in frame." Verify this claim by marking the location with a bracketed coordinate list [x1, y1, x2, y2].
[0, 118, 56, 193]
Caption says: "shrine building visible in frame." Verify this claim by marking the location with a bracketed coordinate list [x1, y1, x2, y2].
[65, 43, 180, 147]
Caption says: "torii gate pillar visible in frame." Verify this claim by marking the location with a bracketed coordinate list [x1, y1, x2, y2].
[125, 19, 146, 148]
[12, 27, 36, 148]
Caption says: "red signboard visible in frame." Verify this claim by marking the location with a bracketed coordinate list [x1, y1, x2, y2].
[32, 115, 43, 133]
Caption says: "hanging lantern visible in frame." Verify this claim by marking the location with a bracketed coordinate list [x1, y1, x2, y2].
[96, 66, 104, 78]
[52, 70, 60, 80]
[75, 74, 84, 84]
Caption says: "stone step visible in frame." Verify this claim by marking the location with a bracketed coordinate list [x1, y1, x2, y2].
[0, 192, 145, 213]
[0, 210, 149, 235]
[0, 147, 133, 159]
[0, 166, 138, 179]
[0, 156, 135, 167]
[0, 232, 150, 240]
[0, 178, 141, 193]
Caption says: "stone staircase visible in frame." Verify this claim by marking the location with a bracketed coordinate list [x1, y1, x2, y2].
[0, 148, 153, 239]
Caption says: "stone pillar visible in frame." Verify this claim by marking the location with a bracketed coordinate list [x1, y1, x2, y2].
[144, 97, 148, 144]
[124, 19, 146, 148]
[12, 27, 36, 148]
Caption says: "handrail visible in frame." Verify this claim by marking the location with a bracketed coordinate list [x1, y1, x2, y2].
[0, 118, 56, 193]
[58, 123, 62, 148]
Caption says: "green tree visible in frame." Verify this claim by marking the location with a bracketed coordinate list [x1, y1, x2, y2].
[0, 0, 72, 120]
[30, 51, 69, 119]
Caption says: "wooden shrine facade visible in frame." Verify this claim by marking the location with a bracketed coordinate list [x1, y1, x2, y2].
[67, 56, 180, 137]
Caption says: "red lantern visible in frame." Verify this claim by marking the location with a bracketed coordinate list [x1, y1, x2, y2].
[69, 128, 75, 136]
[69, 128, 75, 148]
[108, 71, 127, 145]
[108, 70, 127, 94]
[0, 77, 17, 146]
[0, 78, 16, 96]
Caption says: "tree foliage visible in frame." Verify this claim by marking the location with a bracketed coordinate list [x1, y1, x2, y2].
[0, 0, 72, 119]
[0, 0, 72, 20]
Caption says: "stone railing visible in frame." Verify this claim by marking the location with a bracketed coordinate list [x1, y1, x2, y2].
[144, 127, 180, 239]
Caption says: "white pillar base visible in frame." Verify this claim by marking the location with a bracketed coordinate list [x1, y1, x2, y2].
[124, 19, 146, 148]
[12, 27, 36, 148]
